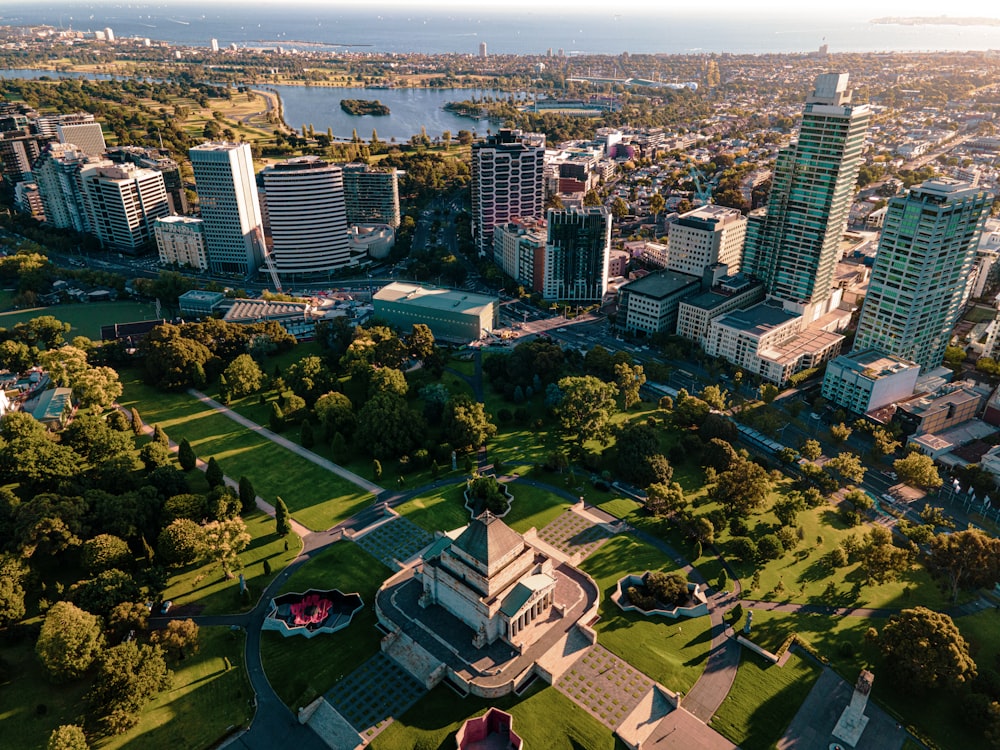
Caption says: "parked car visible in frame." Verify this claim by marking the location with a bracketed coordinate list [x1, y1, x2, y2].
[160, 600, 173, 615]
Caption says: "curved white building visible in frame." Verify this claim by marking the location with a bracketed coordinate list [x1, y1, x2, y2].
[261, 156, 350, 278]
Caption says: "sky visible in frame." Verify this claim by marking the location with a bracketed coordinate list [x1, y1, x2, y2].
[62, 0, 1000, 16]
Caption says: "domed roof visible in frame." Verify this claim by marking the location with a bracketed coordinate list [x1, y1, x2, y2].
[452, 511, 524, 572]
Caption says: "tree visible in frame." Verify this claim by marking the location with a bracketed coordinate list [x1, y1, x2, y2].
[238, 476, 256, 515]
[928, 528, 1000, 603]
[894, 453, 942, 490]
[826, 452, 866, 485]
[18, 315, 70, 349]
[0, 554, 27, 626]
[80, 534, 131, 574]
[614, 362, 646, 409]
[649, 192, 666, 224]
[612, 197, 629, 221]
[73, 366, 123, 411]
[555, 375, 618, 447]
[107, 601, 149, 641]
[39, 345, 89, 387]
[443, 396, 497, 452]
[62, 413, 134, 465]
[141, 325, 212, 391]
[583, 189, 602, 207]
[130, 407, 143, 436]
[672, 392, 711, 427]
[274, 496, 291, 537]
[369, 367, 408, 398]
[314, 391, 355, 438]
[71, 569, 141, 617]
[201, 518, 251, 579]
[355, 392, 421, 459]
[858, 526, 912, 584]
[644, 481, 687, 518]
[773, 492, 806, 527]
[223, 354, 264, 398]
[47, 725, 89, 750]
[300, 419, 315, 449]
[177, 438, 197, 471]
[0, 338, 35, 372]
[710, 458, 772, 518]
[150, 618, 200, 660]
[699, 385, 728, 411]
[35, 601, 105, 683]
[157, 519, 205, 567]
[872, 427, 901, 458]
[138, 441, 172, 472]
[269, 401, 285, 432]
[205, 457, 224, 488]
[830, 422, 852, 443]
[646, 571, 688, 606]
[800, 439, 822, 461]
[87, 642, 171, 734]
[879, 607, 976, 691]
[759, 383, 779, 404]
[153, 424, 169, 446]
[407, 323, 436, 361]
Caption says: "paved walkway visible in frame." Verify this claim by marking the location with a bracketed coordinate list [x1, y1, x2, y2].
[555, 644, 653, 729]
[188, 389, 384, 496]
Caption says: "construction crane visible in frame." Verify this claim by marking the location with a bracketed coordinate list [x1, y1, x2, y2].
[686, 164, 715, 206]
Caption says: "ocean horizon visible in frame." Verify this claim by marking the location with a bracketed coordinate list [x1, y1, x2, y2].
[3, 3, 1000, 55]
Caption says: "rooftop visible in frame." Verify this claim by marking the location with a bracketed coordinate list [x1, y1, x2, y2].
[714, 301, 798, 336]
[831, 348, 919, 380]
[224, 298, 317, 322]
[179, 289, 226, 303]
[374, 282, 496, 316]
[676, 204, 745, 230]
[620, 269, 701, 300]
[452, 512, 524, 572]
[760, 328, 844, 366]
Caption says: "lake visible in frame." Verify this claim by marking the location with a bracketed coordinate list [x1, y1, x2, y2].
[0, 69, 503, 141]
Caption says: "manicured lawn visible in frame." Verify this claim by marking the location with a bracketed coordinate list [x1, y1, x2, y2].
[396, 483, 471, 533]
[739, 608, 991, 750]
[504, 482, 573, 533]
[260, 541, 391, 710]
[372, 683, 621, 750]
[0, 626, 250, 750]
[160, 511, 302, 616]
[711, 651, 821, 750]
[120, 374, 373, 531]
[102, 627, 253, 750]
[580, 536, 711, 694]
[0, 301, 158, 340]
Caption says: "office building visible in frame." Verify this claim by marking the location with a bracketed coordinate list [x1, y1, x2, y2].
[107, 146, 188, 214]
[14, 181, 45, 221]
[471, 129, 545, 256]
[743, 74, 870, 321]
[55, 115, 107, 157]
[543, 207, 612, 301]
[261, 156, 351, 277]
[703, 301, 844, 385]
[178, 289, 226, 317]
[0, 131, 54, 184]
[821, 349, 920, 414]
[493, 216, 548, 292]
[852, 180, 995, 372]
[617, 270, 702, 336]
[155, 216, 208, 270]
[211, 38, 220, 53]
[676, 273, 765, 344]
[373, 282, 497, 342]
[189, 142, 265, 276]
[341, 163, 400, 228]
[33, 144, 111, 233]
[666, 205, 747, 277]
[80, 163, 170, 253]
[479, 42, 488, 59]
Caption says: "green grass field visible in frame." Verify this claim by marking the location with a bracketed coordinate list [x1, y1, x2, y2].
[0, 301, 159, 340]
[259, 541, 391, 710]
[0, 626, 251, 750]
[159, 511, 302, 616]
[711, 651, 821, 750]
[120, 374, 373, 531]
[580, 536, 711, 694]
[372, 683, 622, 750]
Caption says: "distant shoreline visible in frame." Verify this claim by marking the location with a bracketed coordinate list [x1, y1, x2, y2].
[871, 16, 1000, 27]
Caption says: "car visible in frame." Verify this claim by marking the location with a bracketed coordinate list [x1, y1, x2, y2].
[160, 600, 173, 615]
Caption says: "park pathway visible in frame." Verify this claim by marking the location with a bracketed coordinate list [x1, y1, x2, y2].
[187, 389, 384, 496]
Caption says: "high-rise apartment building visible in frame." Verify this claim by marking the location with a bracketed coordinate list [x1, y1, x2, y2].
[107, 146, 188, 214]
[472, 129, 545, 256]
[851, 179, 995, 372]
[0, 131, 54, 184]
[33, 143, 111, 233]
[544, 207, 612, 301]
[155, 216, 208, 270]
[261, 156, 350, 277]
[666, 205, 747, 277]
[80, 163, 170, 253]
[341, 163, 400, 228]
[743, 73, 870, 320]
[189, 142, 265, 276]
[36, 113, 108, 157]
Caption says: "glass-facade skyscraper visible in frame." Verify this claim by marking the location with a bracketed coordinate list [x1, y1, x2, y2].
[744, 73, 870, 319]
[852, 179, 994, 372]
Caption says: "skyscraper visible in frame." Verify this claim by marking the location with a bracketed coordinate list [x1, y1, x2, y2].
[852, 179, 995, 372]
[666, 204, 747, 277]
[33, 143, 111, 233]
[80, 163, 170, 254]
[261, 156, 350, 278]
[744, 73, 870, 320]
[341, 163, 400, 228]
[471, 129, 545, 256]
[544, 207, 612, 301]
[190, 142, 265, 276]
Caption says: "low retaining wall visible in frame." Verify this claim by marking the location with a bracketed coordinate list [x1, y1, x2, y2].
[612, 573, 709, 619]
[463, 481, 515, 519]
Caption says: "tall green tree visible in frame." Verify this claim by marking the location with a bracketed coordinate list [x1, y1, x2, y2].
[894, 453, 942, 490]
[555, 375, 618, 447]
[442, 396, 497, 452]
[710, 457, 772, 518]
[614, 362, 646, 410]
[0, 554, 27, 626]
[238, 476, 256, 515]
[928, 528, 1000, 603]
[201, 518, 250, 579]
[223, 354, 264, 398]
[177, 438, 197, 471]
[274, 496, 291, 537]
[87, 642, 172, 735]
[47, 725, 89, 750]
[35, 601, 105, 683]
[205, 457, 224, 488]
[879, 607, 976, 691]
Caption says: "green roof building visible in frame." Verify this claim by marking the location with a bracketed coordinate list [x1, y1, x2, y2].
[373, 282, 497, 343]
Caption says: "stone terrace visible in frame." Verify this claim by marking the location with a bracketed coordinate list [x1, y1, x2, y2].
[537, 508, 614, 561]
[324, 652, 426, 742]
[555, 644, 654, 729]
[353, 516, 434, 569]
